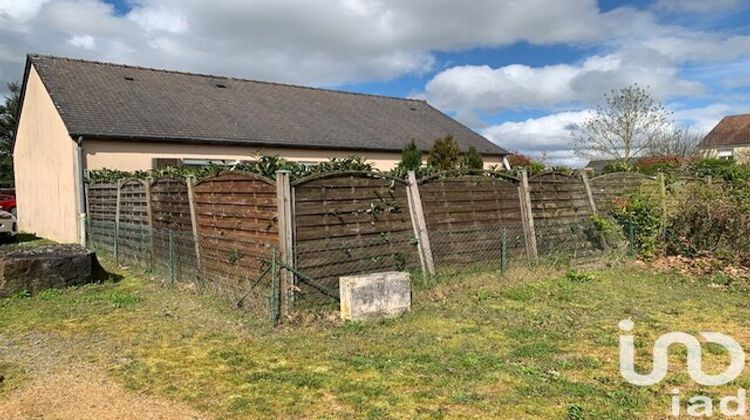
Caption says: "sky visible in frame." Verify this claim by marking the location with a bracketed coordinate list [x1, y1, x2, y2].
[1, 0, 750, 166]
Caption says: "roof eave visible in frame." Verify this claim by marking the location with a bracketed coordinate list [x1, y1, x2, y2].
[73, 133, 509, 157]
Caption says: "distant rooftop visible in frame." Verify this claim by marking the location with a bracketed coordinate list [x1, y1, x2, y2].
[699, 113, 750, 149]
[24, 54, 508, 155]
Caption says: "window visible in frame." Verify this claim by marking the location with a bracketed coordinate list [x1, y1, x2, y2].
[717, 149, 734, 161]
[181, 159, 238, 167]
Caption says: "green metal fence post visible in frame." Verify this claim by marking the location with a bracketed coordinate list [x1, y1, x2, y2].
[628, 224, 636, 257]
[500, 227, 508, 274]
[270, 248, 280, 325]
[113, 222, 119, 264]
[168, 229, 176, 284]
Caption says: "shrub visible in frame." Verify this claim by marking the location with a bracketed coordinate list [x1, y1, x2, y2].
[506, 153, 545, 174]
[462, 146, 484, 170]
[427, 135, 461, 171]
[86, 155, 376, 183]
[398, 139, 422, 171]
[633, 155, 685, 176]
[602, 161, 633, 174]
[610, 193, 662, 258]
[664, 183, 750, 264]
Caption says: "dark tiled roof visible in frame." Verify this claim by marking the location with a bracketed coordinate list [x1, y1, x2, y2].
[699, 114, 750, 149]
[27, 54, 507, 155]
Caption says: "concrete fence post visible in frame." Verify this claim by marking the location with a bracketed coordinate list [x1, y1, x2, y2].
[518, 170, 538, 259]
[406, 171, 435, 277]
[186, 176, 202, 273]
[581, 172, 598, 215]
[114, 179, 122, 264]
[275, 170, 294, 319]
[657, 172, 667, 222]
[143, 178, 155, 268]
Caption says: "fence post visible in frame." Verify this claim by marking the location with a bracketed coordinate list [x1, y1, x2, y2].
[186, 176, 202, 273]
[84, 184, 91, 248]
[657, 172, 667, 222]
[143, 178, 155, 268]
[276, 170, 294, 319]
[168, 229, 176, 284]
[518, 170, 538, 259]
[581, 172, 598, 215]
[114, 179, 122, 264]
[500, 227, 508, 274]
[270, 248, 280, 325]
[406, 171, 436, 277]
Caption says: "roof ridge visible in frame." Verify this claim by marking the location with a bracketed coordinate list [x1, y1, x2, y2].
[28, 53, 428, 104]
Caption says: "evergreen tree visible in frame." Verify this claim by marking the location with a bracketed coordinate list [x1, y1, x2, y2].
[0, 82, 20, 188]
[462, 146, 483, 169]
[427, 135, 461, 171]
[398, 139, 422, 171]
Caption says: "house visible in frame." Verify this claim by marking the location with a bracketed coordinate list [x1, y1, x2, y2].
[698, 113, 750, 162]
[13, 54, 509, 243]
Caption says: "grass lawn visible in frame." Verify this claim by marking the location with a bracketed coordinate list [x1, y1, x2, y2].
[2, 259, 750, 418]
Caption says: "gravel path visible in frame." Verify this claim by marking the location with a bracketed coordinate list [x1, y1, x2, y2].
[0, 331, 205, 419]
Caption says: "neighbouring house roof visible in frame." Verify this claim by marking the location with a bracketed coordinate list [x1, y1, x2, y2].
[699, 113, 750, 149]
[22, 54, 508, 156]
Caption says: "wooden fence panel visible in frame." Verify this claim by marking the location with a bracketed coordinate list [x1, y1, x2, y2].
[293, 172, 418, 295]
[418, 173, 526, 268]
[528, 172, 598, 257]
[150, 177, 197, 279]
[589, 172, 660, 213]
[117, 179, 150, 262]
[193, 172, 279, 300]
[86, 182, 117, 252]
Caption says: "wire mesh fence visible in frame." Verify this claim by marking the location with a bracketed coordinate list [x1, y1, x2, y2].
[86, 218, 281, 321]
[87, 212, 631, 317]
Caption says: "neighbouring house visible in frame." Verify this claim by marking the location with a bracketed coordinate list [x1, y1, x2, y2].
[698, 113, 750, 162]
[13, 54, 509, 244]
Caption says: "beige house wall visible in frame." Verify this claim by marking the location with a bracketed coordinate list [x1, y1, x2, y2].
[731, 146, 750, 164]
[14, 66, 81, 243]
[701, 146, 750, 164]
[84, 140, 505, 171]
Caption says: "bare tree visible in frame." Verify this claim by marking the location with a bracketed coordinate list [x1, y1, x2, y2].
[645, 124, 705, 158]
[571, 84, 676, 164]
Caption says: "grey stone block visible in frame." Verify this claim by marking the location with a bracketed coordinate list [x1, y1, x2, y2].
[0, 245, 108, 297]
[339, 271, 411, 321]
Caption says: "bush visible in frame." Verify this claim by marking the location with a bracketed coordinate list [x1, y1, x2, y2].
[462, 146, 484, 170]
[506, 153, 545, 174]
[610, 193, 662, 258]
[398, 140, 422, 172]
[427, 135, 461, 171]
[664, 183, 750, 264]
[86, 155, 376, 183]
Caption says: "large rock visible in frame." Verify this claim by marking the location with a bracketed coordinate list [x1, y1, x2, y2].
[339, 271, 411, 321]
[0, 245, 108, 297]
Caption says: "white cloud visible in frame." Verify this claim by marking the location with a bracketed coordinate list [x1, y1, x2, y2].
[482, 111, 590, 167]
[68, 34, 95, 50]
[483, 103, 750, 168]
[673, 103, 750, 133]
[422, 48, 705, 116]
[0, 0, 50, 21]
[0, 0, 687, 88]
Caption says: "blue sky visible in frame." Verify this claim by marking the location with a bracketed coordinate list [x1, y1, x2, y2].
[2, 0, 750, 165]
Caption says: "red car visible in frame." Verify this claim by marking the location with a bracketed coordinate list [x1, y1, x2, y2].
[0, 195, 16, 217]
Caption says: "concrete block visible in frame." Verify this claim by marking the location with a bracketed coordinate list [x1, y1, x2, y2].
[339, 271, 411, 321]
